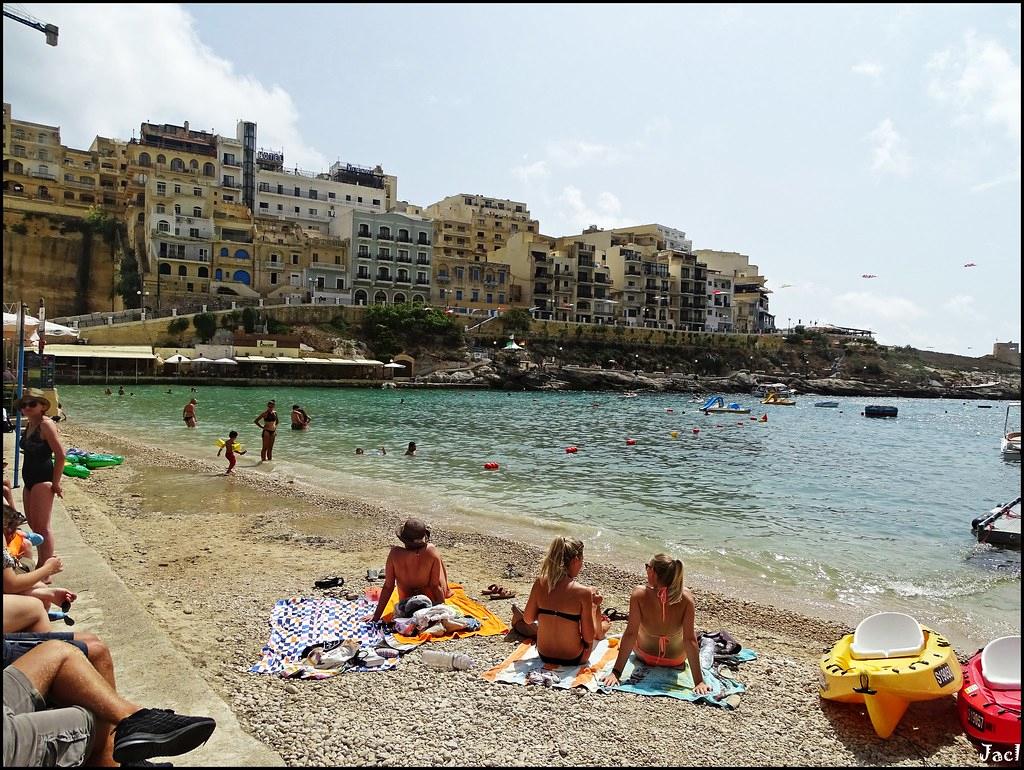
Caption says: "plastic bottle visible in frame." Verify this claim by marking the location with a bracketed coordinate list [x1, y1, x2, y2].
[420, 649, 474, 670]
[26, 532, 45, 547]
[699, 635, 716, 673]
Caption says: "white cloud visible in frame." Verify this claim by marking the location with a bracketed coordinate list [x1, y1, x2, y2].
[943, 294, 984, 320]
[558, 186, 631, 231]
[866, 118, 911, 177]
[546, 140, 627, 168]
[927, 31, 1021, 140]
[511, 160, 549, 185]
[832, 291, 927, 323]
[1, 4, 326, 169]
[852, 61, 884, 79]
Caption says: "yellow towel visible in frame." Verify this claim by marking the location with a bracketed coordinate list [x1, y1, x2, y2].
[383, 583, 510, 644]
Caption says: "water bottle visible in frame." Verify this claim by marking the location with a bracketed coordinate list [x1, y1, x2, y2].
[420, 649, 474, 670]
[699, 635, 716, 673]
[27, 533, 45, 547]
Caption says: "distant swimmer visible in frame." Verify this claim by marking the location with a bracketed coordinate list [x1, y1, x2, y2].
[404, 442, 417, 456]
[254, 399, 278, 462]
[379, 446, 388, 456]
[182, 398, 197, 428]
[166, 389, 173, 394]
[290, 404, 311, 431]
[104, 388, 112, 396]
[355, 448, 365, 455]
[117, 386, 125, 396]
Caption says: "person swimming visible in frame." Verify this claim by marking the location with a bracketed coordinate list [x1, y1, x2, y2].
[404, 442, 416, 456]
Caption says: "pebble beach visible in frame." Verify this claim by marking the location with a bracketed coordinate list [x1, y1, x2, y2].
[49, 422, 991, 767]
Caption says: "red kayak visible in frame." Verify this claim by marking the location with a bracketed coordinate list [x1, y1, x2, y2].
[957, 637, 1021, 747]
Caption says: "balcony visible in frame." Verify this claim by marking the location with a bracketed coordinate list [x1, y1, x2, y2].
[354, 274, 372, 283]
[157, 251, 210, 263]
[435, 275, 451, 284]
[263, 260, 285, 270]
[578, 257, 595, 267]
[395, 235, 412, 243]
[221, 157, 241, 167]
[396, 254, 413, 263]
[30, 171, 58, 181]
[358, 230, 371, 238]
[377, 252, 394, 261]
[415, 278, 430, 285]
[310, 262, 347, 272]
[377, 231, 393, 241]
[416, 238, 431, 246]
[221, 181, 242, 189]
[416, 257, 431, 265]
[394, 276, 412, 285]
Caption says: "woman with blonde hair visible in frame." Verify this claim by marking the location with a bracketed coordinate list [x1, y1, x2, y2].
[521, 536, 607, 666]
[601, 553, 709, 692]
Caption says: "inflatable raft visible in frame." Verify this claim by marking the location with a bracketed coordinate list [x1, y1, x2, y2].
[819, 612, 962, 738]
[66, 450, 124, 470]
[957, 636, 1021, 747]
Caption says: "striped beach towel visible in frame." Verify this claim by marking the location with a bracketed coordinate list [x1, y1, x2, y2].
[481, 639, 620, 691]
[600, 649, 756, 708]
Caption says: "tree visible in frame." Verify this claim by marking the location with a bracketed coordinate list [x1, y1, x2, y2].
[116, 249, 142, 308]
[167, 317, 189, 335]
[241, 306, 257, 333]
[192, 312, 217, 342]
[361, 303, 462, 358]
[500, 308, 533, 334]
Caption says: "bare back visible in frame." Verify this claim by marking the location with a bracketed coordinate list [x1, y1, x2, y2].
[634, 585, 696, 659]
[524, 577, 596, 661]
[385, 544, 450, 604]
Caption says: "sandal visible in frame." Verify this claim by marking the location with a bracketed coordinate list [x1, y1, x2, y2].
[481, 583, 501, 596]
[604, 608, 629, 622]
[488, 586, 516, 600]
[314, 576, 344, 590]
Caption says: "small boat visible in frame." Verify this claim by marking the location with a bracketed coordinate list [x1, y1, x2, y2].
[819, 612, 962, 738]
[1001, 403, 1021, 459]
[753, 382, 794, 397]
[815, 401, 840, 408]
[864, 405, 898, 418]
[972, 497, 1021, 548]
[620, 391, 639, 399]
[701, 396, 750, 414]
[957, 636, 1021, 748]
[761, 389, 796, 405]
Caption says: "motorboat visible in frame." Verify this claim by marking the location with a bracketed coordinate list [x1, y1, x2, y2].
[972, 497, 1021, 548]
[620, 391, 639, 399]
[753, 382, 794, 397]
[864, 405, 898, 418]
[761, 389, 796, 406]
[815, 401, 840, 408]
[701, 395, 750, 414]
[1001, 403, 1021, 459]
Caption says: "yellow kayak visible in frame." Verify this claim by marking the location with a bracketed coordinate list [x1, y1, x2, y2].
[819, 623, 962, 738]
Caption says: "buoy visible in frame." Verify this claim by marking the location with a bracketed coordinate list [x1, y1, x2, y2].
[565, 446, 578, 454]
[484, 462, 499, 470]
[625, 438, 637, 446]
[760, 414, 768, 422]
[666, 408, 673, 413]
[692, 428, 700, 434]
[670, 430, 679, 438]
[749, 416, 757, 420]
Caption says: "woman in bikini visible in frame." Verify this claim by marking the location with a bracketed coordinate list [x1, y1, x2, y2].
[15, 389, 65, 571]
[253, 400, 278, 462]
[601, 553, 710, 693]
[521, 536, 607, 666]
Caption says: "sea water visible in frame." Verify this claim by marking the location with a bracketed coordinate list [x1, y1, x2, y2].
[59, 385, 1021, 648]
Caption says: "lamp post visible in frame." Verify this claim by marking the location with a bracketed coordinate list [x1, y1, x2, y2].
[137, 290, 150, 319]
[633, 353, 639, 376]
[558, 345, 563, 369]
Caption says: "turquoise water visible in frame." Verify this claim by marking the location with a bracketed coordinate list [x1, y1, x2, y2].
[59, 385, 1020, 648]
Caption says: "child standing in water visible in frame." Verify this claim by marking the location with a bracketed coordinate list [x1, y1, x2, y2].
[217, 431, 246, 475]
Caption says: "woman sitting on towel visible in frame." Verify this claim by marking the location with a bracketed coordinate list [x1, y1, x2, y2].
[521, 537, 607, 666]
[601, 553, 709, 693]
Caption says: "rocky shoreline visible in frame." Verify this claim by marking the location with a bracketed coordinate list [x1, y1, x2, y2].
[49, 422, 990, 767]
[414, 362, 1022, 401]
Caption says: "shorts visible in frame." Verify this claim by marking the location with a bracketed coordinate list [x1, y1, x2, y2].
[3, 632, 89, 668]
[3, 665, 96, 767]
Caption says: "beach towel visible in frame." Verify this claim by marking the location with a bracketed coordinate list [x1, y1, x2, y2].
[249, 595, 397, 679]
[383, 583, 509, 645]
[599, 648, 757, 708]
[481, 639, 621, 692]
[483, 638, 756, 707]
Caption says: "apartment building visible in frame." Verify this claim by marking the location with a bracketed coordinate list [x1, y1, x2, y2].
[339, 208, 433, 306]
[693, 249, 773, 333]
[2, 102, 117, 216]
[705, 270, 734, 332]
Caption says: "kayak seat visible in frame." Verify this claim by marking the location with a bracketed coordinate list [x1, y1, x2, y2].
[980, 635, 1020, 690]
[850, 612, 925, 660]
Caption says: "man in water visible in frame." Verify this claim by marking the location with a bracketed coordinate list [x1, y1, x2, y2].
[182, 398, 197, 428]
[365, 519, 452, 622]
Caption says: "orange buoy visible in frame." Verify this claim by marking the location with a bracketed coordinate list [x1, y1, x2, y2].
[666, 408, 673, 413]
[484, 462, 499, 470]
[625, 438, 637, 446]
[565, 446, 578, 453]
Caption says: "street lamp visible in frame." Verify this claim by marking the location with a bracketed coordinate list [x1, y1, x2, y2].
[633, 353, 639, 376]
[136, 290, 150, 319]
[558, 345, 563, 368]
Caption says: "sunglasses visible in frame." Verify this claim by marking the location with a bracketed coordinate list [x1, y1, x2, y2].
[21, 400, 40, 408]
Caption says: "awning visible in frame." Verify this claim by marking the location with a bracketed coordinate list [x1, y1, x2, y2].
[352, 359, 385, 365]
[45, 344, 156, 360]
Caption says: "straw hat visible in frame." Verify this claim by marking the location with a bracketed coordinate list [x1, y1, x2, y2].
[395, 518, 430, 548]
[13, 388, 50, 411]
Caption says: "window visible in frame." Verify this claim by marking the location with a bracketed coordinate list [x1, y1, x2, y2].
[290, 273, 301, 286]
[379, 248, 390, 258]
[309, 208, 317, 216]
[477, 231, 484, 238]
[156, 182, 166, 195]
[294, 206, 300, 214]
[309, 189, 317, 200]
[455, 267, 464, 279]
[174, 204, 181, 215]
[328, 192, 335, 199]
[277, 204, 283, 211]
[170, 158, 185, 172]
[189, 228, 199, 238]
[291, 253, 299, 265]
[178, 265, 188, 276]
[358, 267, 369, 278]
[464, 197, 473, 205]
[159, 262, 171, 275]
[417, 272, 427, 284]
[259, 202, 269, 210]
[471, 289, 480, 301]
[174, 184, 181, 194]
[346, 195, 352, 202]
[157, 154, 166, 165]
[158, 221, 170, 233]
[455, 290, 463, 300]
[277, 185, 284, 194]
[498, 293, 505, 304]
[486, 293, 493, 304]
[198, 248, 208, 259]
[203, 162, 215, 177]
[198, 266, 209, 278]
[193, 187, 202, 196]
[372, 199, 380, 206]
[498, 273, 506, 285]
[156, 204, 165, 214]
[187, 283, 194, 292]
[193, 207, 202, 217]
[471, 268, 481, 281]
[270, 273, 278, 285]
[294, 187, 301, 197]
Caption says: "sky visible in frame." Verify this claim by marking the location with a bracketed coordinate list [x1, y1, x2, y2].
[3, 3, 1020, 356]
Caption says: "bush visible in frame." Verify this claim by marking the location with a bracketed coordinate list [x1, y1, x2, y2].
[241, 306, 257, 333]
[361, 303, 462, 359]
[167, 317, 189, 335]
[267, 317, 291, 334]
[192, 313, 217, 342]
[501, 308, 533, 334]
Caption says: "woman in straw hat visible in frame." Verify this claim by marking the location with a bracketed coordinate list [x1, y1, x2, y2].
[13, 388, 66, 571]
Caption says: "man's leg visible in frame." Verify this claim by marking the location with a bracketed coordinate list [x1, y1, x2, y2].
[3, 666, 97, 768]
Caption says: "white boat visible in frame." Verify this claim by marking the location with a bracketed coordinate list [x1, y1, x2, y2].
[753, 382, 794, 397]
[1001, 403, 1021, 459]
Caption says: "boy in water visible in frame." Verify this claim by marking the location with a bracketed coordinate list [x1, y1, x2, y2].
[216, 431, 246, 475]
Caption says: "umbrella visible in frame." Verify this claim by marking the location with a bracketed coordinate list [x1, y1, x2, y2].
[164, 354, 191, 364]
[213, 358, 237, 365]
[192, 356, 214, 363]
[3, 312, 39, 341]
[383, 362, 405, 368]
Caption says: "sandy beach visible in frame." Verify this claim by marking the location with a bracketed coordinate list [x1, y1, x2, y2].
[34, 421, 991, 766]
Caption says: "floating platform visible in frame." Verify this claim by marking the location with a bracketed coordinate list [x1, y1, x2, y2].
[864, 405, 898, 418]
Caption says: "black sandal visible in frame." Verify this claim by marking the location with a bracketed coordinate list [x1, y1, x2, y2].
[314, 576, 344, 590]
[604, 608, 629, 622]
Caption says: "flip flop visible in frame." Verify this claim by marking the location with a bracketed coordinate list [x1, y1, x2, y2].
[314, 576, 344, 590]
[604, 608, 629, 622]
[488, 587, 516, 600]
